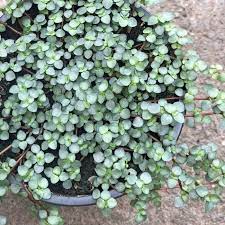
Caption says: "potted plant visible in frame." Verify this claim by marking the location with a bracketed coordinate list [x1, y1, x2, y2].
[0, 0, 225, 224]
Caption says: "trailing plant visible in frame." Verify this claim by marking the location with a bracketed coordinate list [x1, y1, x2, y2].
[0, 0, 225, 224]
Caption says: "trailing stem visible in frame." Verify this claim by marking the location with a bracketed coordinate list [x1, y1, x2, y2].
[185, 111, 215, 118]
[22, 182, 49, 212]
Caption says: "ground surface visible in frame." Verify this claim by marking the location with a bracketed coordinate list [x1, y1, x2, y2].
[1, 0, 225, 224]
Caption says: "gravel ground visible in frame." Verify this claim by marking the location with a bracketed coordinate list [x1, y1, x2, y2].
[1, 0, 225, 224]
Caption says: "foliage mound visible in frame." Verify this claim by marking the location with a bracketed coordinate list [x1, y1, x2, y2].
[0, 0, 225, 224]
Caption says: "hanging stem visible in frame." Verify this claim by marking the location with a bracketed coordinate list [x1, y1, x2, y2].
[0, 145, 12, 156]
[185, 111, 215, 118]
[158, 186, 179, 193]
[194, 97, 211, 101]
[22, 182, 49, 212]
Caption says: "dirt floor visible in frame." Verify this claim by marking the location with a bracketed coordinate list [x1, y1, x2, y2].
[1, 0, 225, 224]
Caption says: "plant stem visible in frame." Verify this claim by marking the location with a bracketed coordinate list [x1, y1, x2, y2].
[22, 182, 49, 212]
[151, 96, 210, 102]
[80, 155, 86, 162]
[24, 12, 33, 21]
[139, 43, 146, 51]
[11, 148, 30, 171]
[122, 147, 133, 152]
[22, 67, 35, 75]
[134, 43, 142, 48]
[21, 126, 32, 131]
[185, 111, 215, 118]
[10, 129, 41, 172]
[149, 134, 160, 142]
[2, 116, 12, 120]
[0, 21, 22, 36]
[194, 97, 210, 101]
[0, 145, 12, 156]
[178, 179, 189, 194]
[158, 182, 217, 194]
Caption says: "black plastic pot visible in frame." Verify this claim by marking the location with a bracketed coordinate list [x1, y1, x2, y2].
[1, 5, 184, 207]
